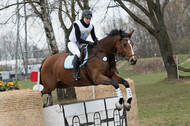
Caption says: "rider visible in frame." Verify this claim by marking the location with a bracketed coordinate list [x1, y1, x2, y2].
[68, 10, 98, 81]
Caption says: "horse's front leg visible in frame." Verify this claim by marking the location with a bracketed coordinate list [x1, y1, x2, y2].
[112, 73, 132, 111]
[94, 75, 124, 111]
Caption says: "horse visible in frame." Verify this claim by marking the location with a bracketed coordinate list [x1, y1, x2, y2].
[40, 29, 137, 111]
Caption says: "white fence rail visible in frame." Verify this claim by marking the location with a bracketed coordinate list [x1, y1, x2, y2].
[44, 96, 127, 126]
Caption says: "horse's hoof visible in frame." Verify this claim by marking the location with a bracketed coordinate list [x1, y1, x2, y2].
[43, 104, 48, 108]
[124, 102, 131, 111]
[43, 103, 53, 108]
[115, 102, 123, 111]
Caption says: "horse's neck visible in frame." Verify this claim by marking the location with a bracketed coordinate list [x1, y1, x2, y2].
[94, 36, 119, 62]
[97, 36, 118, 54]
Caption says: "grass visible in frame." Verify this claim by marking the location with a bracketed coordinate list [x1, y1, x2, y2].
[135, 76, 190, 126]
[19, 80, 36, 89]
[17, 55, 190, 126]
[117, 57, 190, 126]
[179, 57, 190, 77]
[177, 54, 190, 64]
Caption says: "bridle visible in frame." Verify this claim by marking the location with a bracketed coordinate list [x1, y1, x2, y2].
[119, 38, 136, 60]
[92, 37, 136, 61]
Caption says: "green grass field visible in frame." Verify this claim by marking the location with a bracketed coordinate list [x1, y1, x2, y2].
[129, 72, 190, 126]
[18, 55, 190, 126]
[117, 55, 190, 126]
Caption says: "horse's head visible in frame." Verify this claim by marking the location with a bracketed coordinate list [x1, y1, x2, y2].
[116, 30, 137, 65]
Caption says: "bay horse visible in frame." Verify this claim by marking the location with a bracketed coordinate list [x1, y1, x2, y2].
[40, 29, 137, 111]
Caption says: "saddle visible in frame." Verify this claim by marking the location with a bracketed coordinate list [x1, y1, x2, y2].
[64, 45, 89, 69]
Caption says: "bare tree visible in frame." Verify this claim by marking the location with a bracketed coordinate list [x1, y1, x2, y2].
[76, 0, 90, 10]
[165, 0, 190, 54]
[27, 0, 59, 55]
[127, 16, 160, 58]
[114, 0, 177, 79]
[0, 32, 16, 60]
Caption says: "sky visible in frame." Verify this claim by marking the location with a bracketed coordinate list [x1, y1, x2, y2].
[0, 0, 130, 51]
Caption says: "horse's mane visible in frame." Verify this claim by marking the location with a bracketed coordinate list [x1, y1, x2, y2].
[107, 29, 130, 38]
[98, 29, 131, 43]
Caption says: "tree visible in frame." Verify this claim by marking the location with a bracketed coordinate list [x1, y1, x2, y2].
[0, 32, 16, 60]
[127, 16, 160, 58]
[27, 0, 59, 55]
[114, 0, 177, 79]
[165, 0, 190, 54]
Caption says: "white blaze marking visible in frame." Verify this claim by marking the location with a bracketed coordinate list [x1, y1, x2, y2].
[128, 40, 135, 59]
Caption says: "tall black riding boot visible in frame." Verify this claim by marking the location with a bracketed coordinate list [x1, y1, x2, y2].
[73, 55, 81, 81]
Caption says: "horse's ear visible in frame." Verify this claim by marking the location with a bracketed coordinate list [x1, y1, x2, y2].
[129, 30, 134, 37]
[119, 30, 123, 38]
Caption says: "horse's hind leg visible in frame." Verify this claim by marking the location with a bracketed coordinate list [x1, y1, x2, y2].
[43, 92, 53, 107]
[41, 77, 57, 107]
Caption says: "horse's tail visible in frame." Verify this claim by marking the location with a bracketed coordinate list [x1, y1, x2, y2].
[39, 58, 47, 85]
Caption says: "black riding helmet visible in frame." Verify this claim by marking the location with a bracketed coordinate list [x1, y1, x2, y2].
[82, 10, 92, 18]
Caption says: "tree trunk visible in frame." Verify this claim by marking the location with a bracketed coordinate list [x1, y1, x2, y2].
[57, 88, 66, 101]
[155, 25, 177, 79]
[32, 0, 59, 54]
[42, 18, 59, 54]
[65, 31, 70, 53]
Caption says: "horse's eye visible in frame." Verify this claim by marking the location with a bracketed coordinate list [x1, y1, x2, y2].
[123, 43, 127, 47]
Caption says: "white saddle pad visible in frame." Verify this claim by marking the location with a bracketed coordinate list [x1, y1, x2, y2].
[64, 45, 89, 69]
[64, 55, 75, 69]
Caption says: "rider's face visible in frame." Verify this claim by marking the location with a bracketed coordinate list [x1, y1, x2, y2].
[83, 17, 91, 24]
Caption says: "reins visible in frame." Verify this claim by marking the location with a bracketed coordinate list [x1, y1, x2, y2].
[93, 38, 136, 60]
[82, 36, 136, 62]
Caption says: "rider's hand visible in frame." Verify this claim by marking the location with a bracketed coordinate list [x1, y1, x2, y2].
[88, 41, 94, 46]
[94, 40, 98, 45]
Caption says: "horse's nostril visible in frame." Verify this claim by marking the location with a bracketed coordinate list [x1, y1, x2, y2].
[130, 59, 137, 65]
[130, 59, 134, 62]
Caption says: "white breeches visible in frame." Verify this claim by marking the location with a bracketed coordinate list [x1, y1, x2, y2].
[68, 42, 81, 58]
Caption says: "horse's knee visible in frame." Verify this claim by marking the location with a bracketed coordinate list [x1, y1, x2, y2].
[110, 80, 119, 89]
[121, 78, 129, 88]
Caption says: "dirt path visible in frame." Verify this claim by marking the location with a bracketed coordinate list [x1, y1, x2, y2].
[180, 58, 190, 65]
[117, 61, 126, 69]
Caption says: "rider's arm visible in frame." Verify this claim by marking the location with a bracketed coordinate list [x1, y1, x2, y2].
[74, 23, 89, 44]
[91, 25, 98, 43]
